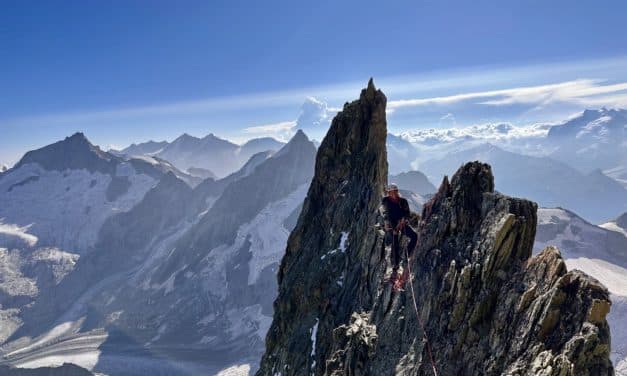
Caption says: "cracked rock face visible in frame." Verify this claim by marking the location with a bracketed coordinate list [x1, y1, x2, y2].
[256, 80, 614, 376]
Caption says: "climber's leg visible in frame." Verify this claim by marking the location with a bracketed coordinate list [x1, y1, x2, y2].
[404, 225, 418, 258]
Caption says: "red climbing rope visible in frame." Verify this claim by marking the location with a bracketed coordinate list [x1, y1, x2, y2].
[404, 246, 439, 376]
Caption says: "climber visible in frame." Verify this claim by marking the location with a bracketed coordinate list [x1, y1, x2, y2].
[379, 183, 418, 289]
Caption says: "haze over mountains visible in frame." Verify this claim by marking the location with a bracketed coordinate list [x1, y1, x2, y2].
[107, 98, 627, 226]
[113, 133, 285, 179]
[406, 107, 627, 224]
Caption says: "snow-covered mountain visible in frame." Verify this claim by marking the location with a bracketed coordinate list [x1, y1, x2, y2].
[0, 131, 316, 374]
[600, 212, 627, 238]
[547, 108, 627, 172]
[0, 133, 195, 253]
[0, 133, 217, 372]
[112, 140, 169, 157]
[419, 143, 627, 224]
[534, 207, 627, 373]
[397, 108, 627, 185]
[115, 134, 285, 179]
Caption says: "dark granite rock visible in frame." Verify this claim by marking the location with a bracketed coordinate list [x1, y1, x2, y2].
[256, 80, 614, 376]
[15, 133, 118, 174]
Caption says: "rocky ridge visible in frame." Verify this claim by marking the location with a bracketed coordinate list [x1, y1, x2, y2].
[257, 80, 614, 375]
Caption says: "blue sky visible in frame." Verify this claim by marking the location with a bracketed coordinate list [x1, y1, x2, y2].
[2, 0, 627, 165]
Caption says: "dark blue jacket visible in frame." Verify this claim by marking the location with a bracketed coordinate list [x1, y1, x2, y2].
[379, 196, 410, 227]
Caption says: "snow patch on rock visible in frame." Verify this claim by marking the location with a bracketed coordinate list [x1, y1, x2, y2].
[241, 183, 308, 285]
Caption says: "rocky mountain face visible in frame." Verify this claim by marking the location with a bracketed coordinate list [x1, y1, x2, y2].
[421, 143, 627, 223]
[536, 207, 627, 373]
[257, 81, 614, 375]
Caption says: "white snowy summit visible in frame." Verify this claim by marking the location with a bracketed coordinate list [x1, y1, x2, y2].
[547, 108, 627, 172]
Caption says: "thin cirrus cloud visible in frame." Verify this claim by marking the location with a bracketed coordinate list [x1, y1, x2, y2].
[5, 55, 627, 131]
[386, 79, 627, 112]
[3, 55, 627, 165]
[241, 121, 297, 142]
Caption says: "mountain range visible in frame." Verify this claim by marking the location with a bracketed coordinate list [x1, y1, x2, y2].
[113, 133, 285, 179]
[0, 89, 625, 374]
[0, 131, 316, 374]
[400, 108, 626, 172]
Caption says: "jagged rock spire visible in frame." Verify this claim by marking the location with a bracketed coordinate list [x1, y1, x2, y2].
[259, 79, 388, 374]
[257, 83, 614, 375]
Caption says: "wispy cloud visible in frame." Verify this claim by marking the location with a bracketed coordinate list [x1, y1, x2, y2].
[243, 121, 296, 134]
[4, 55, 627, 163]
[8, 55, 627, 129]
[241, 120, 297, 141]
[387, 79, 627, 111]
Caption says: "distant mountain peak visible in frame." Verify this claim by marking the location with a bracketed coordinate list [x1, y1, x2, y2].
[15, 132, 118, 173]
[272, 129, 314, 159]
[366, 77, 376, 96]
[202, 132, 219, 141]
[292, 128, 308, 141]
[615, 212, 627, 230]
[174, 133, 197, 142]
[67, 131, 89, 141]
